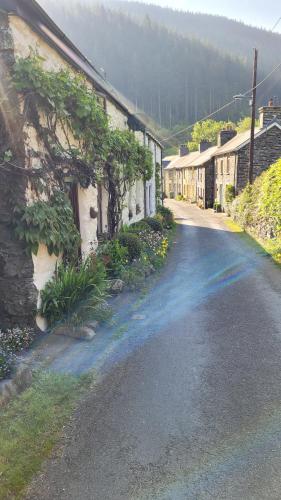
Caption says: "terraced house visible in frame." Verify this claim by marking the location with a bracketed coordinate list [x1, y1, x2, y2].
[164, 103, 281, 211]
[214, 104, 281, 210]
[0, 0, 162, 330]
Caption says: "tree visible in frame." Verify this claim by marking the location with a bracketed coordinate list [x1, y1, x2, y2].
[187, 119, 235, 151]
[236, 116, 259, 133]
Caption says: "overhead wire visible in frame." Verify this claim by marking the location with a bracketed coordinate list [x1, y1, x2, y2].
[162, 14, 281, 143]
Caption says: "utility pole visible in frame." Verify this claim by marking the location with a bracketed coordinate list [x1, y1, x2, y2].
[249, 48, 258, 184]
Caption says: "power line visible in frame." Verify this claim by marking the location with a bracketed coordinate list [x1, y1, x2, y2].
[161, 99, 236, 142]
[161, 58, 281, 143]
[271, 16, 281, 32]
[162, 14, 281, 144]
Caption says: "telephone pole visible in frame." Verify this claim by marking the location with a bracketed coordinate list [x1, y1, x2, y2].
[249, 48, 258, 184]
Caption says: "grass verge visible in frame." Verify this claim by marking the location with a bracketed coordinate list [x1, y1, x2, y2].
[0, 370, 93, 499]
[225, 218, 281, 267]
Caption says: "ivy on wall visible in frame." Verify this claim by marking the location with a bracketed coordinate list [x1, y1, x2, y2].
[10, 54, 154, 255]
[14, 191, 81, 257]
[155, 162, 162, 205]
[13, 53, 109, 191]
[104, 129, 153, 236]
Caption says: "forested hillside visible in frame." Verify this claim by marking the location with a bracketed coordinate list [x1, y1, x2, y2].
[38, 1, 253, 129]
[102, 1, 281, 74]
[38, 0, 281, 133]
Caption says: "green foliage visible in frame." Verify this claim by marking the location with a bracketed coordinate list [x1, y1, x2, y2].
[40, 257, 109, 327]
[127, 220, 151, 233]
[97, 239, 129, 277]
[0, 370, 91, 499]
[13, 54, 155, 243]
[231, 160, 281, 240]
[259, 160, 281, 234]
[157, 205, 174, 227]
[144, 216, 163, 233]
[14, 54, 109, 179]
[106, 129, 153, 184]
[213, 201, 222, 212]
[14, 191, 81, 257]
[225, 184, 236, 204]
[155, 162, 162, 204]
[105, 129, 153, 236]
[176, 194, 185, 201]
[236, 116, 259, 133]
[118, 232, 143, 261]
[188, 119, 235, 151]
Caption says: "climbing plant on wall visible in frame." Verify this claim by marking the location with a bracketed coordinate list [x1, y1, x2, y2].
[14, 191, 81, 257]
[103, 129, 153, 236]
[13, 53, 109, 191]
[11, 53, 154, 253]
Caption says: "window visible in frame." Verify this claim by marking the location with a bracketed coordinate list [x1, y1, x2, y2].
[226, 157, 230, 175]
[220, 160, 223, 175]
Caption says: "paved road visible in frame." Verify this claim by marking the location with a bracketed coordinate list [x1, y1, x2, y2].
[28, 201, 281, 500]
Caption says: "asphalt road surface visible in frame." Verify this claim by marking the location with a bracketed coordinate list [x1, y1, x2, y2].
[27, 201, 281, 500]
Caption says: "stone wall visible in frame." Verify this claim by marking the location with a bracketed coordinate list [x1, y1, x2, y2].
[197, 161, 215, 209]
[237, 125, 281, 193]
[0, 12, 36, 329]
[215, 154, 236, 209]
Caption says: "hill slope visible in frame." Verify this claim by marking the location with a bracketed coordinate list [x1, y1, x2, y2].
[38, 1, 254, 129]
[102, 0, 281, 74]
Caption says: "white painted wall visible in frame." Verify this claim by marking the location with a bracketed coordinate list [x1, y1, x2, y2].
[32, 244, 62, 331]
[78, 185, 98, 256]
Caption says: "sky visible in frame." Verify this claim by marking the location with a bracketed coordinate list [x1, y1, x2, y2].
[63, 0, 281, 32]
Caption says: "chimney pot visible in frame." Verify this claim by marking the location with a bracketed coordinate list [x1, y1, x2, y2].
[259, 102, 281, 128]
[179, 144, 189, 157]
[217, 129, 237, 147]
[199, 141, 211, 153]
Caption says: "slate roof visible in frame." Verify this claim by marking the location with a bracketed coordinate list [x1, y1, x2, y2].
[188, 146, 219, 167]
[214, 128, 260, 156]
[214, 122, 281, 156]
[165, 152, 201, 170]
[163, 155, 179, 163]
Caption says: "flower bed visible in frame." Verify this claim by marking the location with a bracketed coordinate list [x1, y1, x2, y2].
[98, 206, 176, 289]
[0, 327, 35, 381]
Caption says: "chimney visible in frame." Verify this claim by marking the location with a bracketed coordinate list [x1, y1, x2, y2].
[217, 129, 237, 147]
[199, 141, 211, 153]
[259, 99, 281, 128]
[179, 144, 189, 157]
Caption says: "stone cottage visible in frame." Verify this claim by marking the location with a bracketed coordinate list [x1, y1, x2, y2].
[214, 105, 281, 210]
[188, 144, 218, 209]
[0, 0, 162, 330]
[163, 146, 199, 200]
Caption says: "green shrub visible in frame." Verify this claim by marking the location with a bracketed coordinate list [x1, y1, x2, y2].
[231, 160, 281, 240]
[125, 220, 150, 234]
[119, 266, 145, 290]
[214, 201, 222, 212]
[225, 184, 236, 204]
[144, 216, 163, 233]
[40, 257, 109, 327]
[97, 239, 128, 277]
[0, 349, 13, 381]
[118, 233, 143, 261]
[157, 205, 174, 227]
[258, 160, 281, 235]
